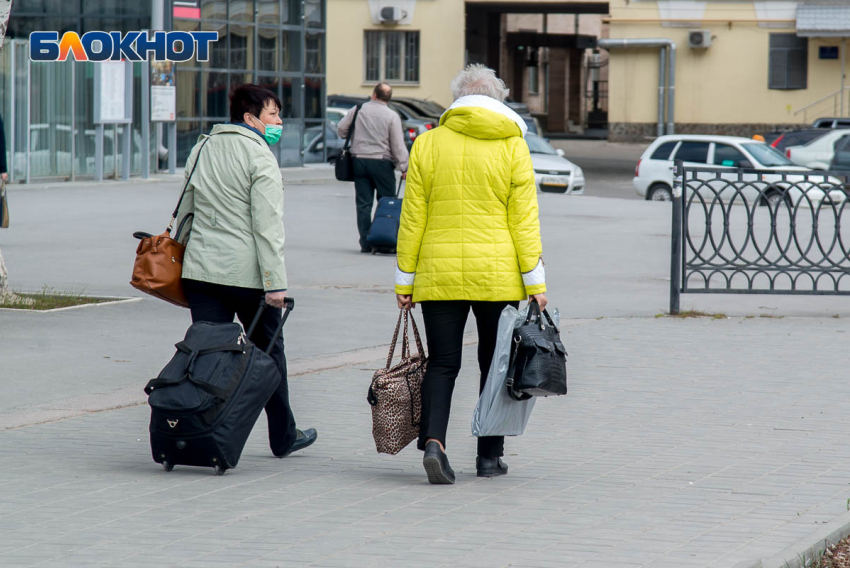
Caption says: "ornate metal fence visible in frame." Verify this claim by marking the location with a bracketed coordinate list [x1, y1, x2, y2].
[669, 160, 850, 313]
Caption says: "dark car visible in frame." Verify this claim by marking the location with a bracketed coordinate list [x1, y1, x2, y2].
[392, 97, 444, 121]
[770, 129, 829, 152]
[812, 117, 850, 129]
[302, 124, 343, 164]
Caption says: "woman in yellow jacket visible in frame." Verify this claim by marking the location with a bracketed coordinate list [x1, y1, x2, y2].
[395, 65, 548, 484]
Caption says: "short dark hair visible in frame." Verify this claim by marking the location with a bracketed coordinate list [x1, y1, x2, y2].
[374, 82, 392, 102]
[229, 83, 281, 123]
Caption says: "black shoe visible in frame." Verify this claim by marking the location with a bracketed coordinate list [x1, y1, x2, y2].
[423, 441, 455, 484]
[274, 428, 317, 458]
[476, 456, 508, 478]
[360, 247, 372, 254]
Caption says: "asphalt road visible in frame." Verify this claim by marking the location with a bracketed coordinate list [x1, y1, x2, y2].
[549, 139, 644, 201]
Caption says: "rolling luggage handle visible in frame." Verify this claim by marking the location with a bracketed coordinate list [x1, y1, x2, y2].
[248, 296, 295, 354]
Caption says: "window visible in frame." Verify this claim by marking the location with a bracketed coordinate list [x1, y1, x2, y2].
[673, 142, 710, 164]
[364, 31, 420, 84]
[650, 141, 678, 160]
[769, 34, 808, 90]
[713, 144, 748, 166]
[528, 65, 539, 95]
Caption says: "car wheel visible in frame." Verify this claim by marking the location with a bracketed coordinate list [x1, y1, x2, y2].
[648, 184, 673, 201]
[762, 188, 790, 209]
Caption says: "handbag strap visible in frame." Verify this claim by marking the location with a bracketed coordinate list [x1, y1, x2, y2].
[341, 105, 362, 152]
[408, 313, 425, 359]
[385, 310, 404, 369]
[167, 135, 213, 234]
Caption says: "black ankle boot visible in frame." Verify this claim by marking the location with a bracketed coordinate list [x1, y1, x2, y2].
[423, 441, 455, 484]
[476, 456, 508, 478]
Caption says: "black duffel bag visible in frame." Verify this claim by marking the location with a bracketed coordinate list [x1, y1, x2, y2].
[145, 298, 294, 474]
[507, 300, 568, 400]
[334, 104, 361, 182]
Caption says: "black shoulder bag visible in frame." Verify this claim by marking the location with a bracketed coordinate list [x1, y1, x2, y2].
[335, 104, 362, 182]
[507, 300, 568, 400]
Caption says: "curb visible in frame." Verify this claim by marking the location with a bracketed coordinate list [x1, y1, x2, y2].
[734, 509, 850, 568]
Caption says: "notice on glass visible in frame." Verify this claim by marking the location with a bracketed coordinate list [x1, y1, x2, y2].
[151, 61, 176, 122]
[99, 61, 126, 123]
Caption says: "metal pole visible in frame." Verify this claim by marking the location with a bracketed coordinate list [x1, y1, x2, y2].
[70, 60, 75, 182]
[95, 124, 104, 182]
[666, 44, 676, 135]
[842, 38, 846, 117]
[141, 59, 150, 179]
[25, 55, 30, 184]
[658, 48, 666, 138]
[8, 41, 15, 183]
[670, 159, 684, 314]
[121, 61, 132, 181]
[167, 122, 176, 174]
[152, 0, 164, 172]
[113, 124, 119, 179]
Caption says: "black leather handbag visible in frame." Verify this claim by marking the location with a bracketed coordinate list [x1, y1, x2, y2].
[334, 104, 361, 182]
[507, 300, 568, 400]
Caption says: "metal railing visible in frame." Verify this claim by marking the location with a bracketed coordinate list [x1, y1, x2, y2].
[794, 87, 850, 124]
[669, 161, 850, 313]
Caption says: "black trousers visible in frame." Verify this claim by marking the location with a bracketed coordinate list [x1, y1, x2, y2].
[182, 279, 298, 455]
[353, 157, 396, 250]
[418, 300, 519, 458]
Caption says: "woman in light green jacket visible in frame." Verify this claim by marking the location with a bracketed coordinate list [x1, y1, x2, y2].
[175, 84, 316, 458]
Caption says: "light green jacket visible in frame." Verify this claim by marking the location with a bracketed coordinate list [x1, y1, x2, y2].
[176, 124, 287, 291]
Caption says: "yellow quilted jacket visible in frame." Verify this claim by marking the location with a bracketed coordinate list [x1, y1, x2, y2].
[394, 95, 546, 302]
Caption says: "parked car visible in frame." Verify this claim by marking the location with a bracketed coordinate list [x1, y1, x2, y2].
[633, 134, 844, 206]
[394, 97, 445, 118]
[812, 117, 850, 129]
[787, 129, 850, 170]
[770, 129, 828, 153]
[302, 124, 344, 164]
[526, 133, 585, 194]
[830, 135, 850, 172]
[326, 106, 348, 124]
[387, 101, 436, 144]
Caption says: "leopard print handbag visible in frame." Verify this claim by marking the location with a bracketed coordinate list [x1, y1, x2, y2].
[367, 309, 428, 455]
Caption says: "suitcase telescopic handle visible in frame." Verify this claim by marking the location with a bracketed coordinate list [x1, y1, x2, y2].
[247, 297, 295, 354]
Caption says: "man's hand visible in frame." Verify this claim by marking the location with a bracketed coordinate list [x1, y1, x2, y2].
[265, 290, 287, 308]
[1, 173, 8, 182]
[401, 171, 407, 180]
[397, 294, 415, 310]
[529, 293, 548, 312]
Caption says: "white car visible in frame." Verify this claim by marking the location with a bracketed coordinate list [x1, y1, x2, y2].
[633, 134, 845, 206]
[786, 129, 850, 170]
[527, 134, 585, 194]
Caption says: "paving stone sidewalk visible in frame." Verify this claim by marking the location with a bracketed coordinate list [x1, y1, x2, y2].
[3, 315, 849, 568]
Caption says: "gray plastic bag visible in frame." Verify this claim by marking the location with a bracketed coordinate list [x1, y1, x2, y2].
[472, 304, 560, 437]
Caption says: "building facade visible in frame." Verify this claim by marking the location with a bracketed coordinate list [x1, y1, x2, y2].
[0, 0, 326, 182]
[606, 0, 850, 141]
[326, 0, 464, 108]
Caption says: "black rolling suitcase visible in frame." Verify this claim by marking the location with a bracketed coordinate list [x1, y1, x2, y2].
[145, 297, 294, 475]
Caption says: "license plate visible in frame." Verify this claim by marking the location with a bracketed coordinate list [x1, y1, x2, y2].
[540, 176, 568, 187]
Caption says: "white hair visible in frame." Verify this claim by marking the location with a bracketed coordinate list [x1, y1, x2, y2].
[450, 64, 510, 103]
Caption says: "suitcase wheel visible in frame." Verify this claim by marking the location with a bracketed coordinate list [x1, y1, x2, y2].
[371, 248, 377, 255]
[162, 461, 174, 472]
[214, 465, 225, 476]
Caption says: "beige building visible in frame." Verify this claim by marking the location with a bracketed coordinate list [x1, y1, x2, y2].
[606, 0, 850, 141]
[326, 0, 610, 131]
[326, 0, 465, 107]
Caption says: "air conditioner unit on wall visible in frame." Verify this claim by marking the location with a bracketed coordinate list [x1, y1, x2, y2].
[688, 30, 712, 49]
[379, 6, 407, 23]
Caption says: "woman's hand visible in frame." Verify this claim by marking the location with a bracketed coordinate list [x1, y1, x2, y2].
[397, 294, 415, 310]
[529, 293, 548, 311]
[265, 290, 287, 308]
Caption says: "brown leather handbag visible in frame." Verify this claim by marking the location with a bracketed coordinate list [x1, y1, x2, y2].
[130, 137, 211, 308]
[367, 310, 428, 455]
